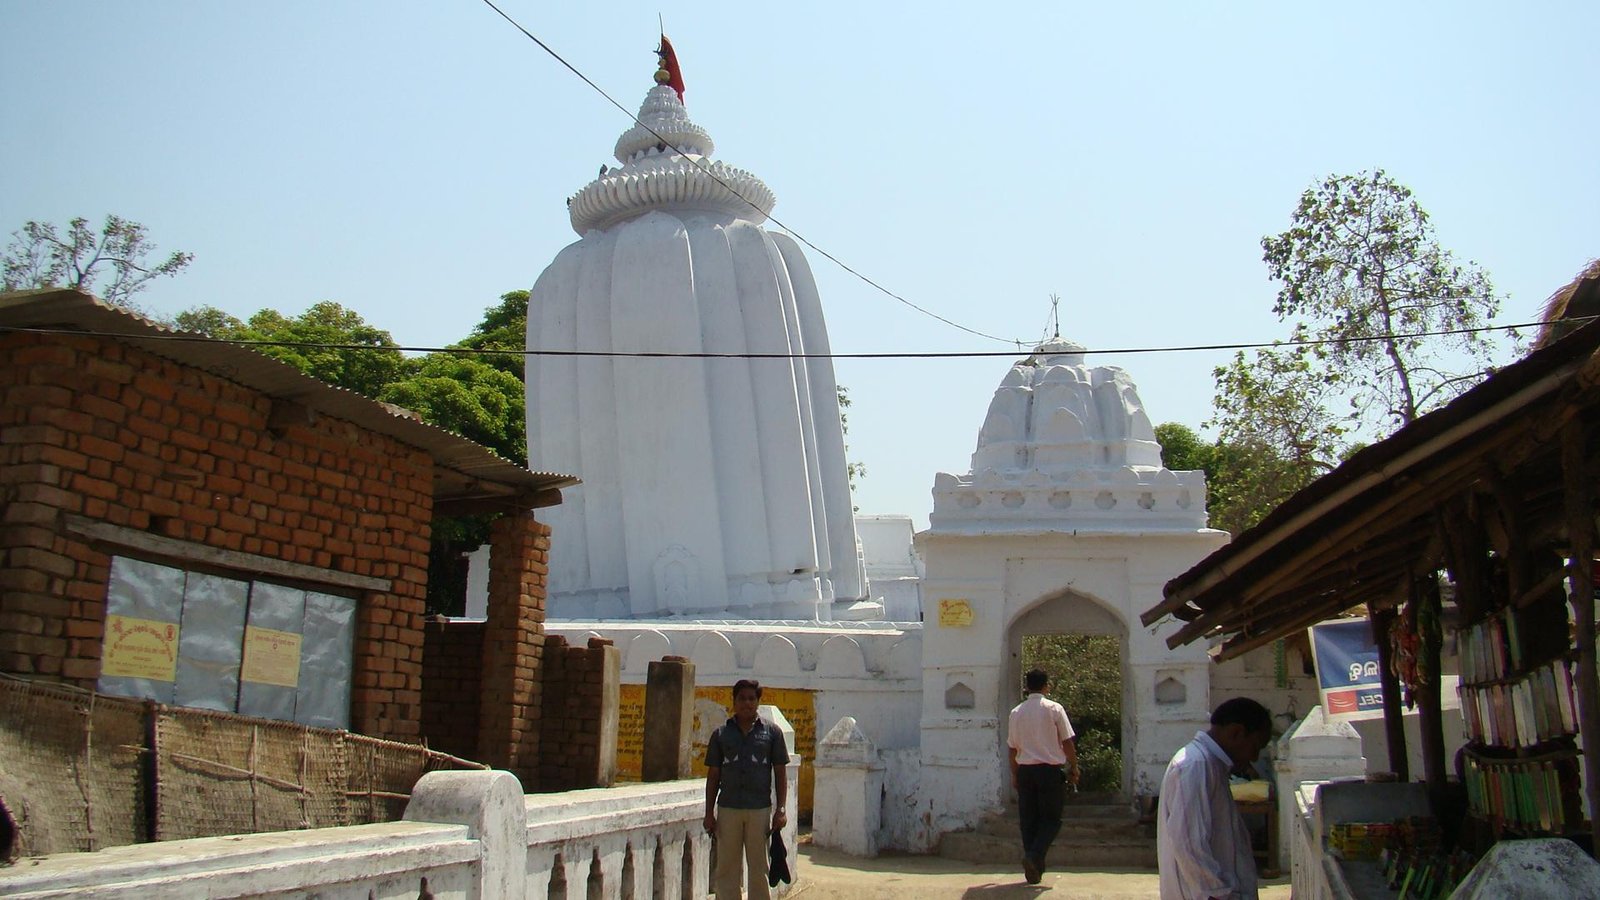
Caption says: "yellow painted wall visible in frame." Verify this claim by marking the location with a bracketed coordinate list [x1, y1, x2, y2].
[615, 684, 817, 815]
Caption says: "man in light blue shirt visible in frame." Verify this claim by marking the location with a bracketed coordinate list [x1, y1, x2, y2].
[1157, 697, 1273, 900]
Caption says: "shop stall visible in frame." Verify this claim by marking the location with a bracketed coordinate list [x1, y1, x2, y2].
[1142, 265, 1600, 896]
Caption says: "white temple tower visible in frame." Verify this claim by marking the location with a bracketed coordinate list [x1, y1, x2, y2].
[526, 46, 864, 621]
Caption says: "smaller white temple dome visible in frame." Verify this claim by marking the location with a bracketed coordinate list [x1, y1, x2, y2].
[929, 339, 1209, 533]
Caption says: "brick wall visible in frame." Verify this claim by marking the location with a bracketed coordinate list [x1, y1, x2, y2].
[0, 331, 434, 740]
[538, 635, 618, 791]
[420, 618, 485, 760]
[476, 513, 550, 787]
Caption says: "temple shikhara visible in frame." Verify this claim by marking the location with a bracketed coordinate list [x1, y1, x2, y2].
[526, 41, 865, 622]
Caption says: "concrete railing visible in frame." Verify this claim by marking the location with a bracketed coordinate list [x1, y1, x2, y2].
[0, 772, 759, 899]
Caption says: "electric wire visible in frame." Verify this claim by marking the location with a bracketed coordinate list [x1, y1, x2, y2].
[0, 318, 1557, 361]
[476, 0, 1024, 346]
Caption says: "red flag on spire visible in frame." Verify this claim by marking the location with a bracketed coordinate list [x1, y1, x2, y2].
[658, 34, 685, 101]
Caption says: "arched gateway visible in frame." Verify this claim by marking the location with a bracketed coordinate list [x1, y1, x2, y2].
[912, 339, 1228, 848]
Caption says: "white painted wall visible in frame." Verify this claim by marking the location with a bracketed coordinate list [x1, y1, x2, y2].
[855, 514, 924, 622]
[0, 772, 721, 900]
[546, 621, 924, 751]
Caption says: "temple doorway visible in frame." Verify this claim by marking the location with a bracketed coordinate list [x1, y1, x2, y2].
[1020, 633, 1123, 794]
[1003, 589, 1132, 797]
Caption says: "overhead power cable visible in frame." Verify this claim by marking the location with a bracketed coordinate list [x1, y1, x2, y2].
[0, 318, 1552, 361]
[476, 0, 1025, 346]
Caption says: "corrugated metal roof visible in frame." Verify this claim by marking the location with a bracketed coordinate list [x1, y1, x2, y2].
[0, 289, 578, 507]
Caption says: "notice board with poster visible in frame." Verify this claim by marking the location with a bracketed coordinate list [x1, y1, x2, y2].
[1310, 619, 1385, 721]
[615, 684, 817, 816]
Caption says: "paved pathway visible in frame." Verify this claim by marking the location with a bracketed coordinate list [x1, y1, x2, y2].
[788, 843, 1292, 900]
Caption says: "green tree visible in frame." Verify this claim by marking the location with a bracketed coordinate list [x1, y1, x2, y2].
[382, 292, 532, 614]
[1153, 422, 1214, 477]
[380, 354, 526, 465]
[1260, 169, 1501, 428]
[1205, 170, 1509, 534]
[171, 305, 244, 336]
[1206, 339, 1349, 534]
[178, 301, 405, 398]
[3, 214, 192, 309]
[456, 290, 528, 381]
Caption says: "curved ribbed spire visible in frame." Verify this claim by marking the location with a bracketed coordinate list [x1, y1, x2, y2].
[567, 52, 775, 235]
[612, 84, 714, 163]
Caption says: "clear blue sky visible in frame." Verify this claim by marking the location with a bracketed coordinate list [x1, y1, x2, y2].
[4, 2, 1596, 529]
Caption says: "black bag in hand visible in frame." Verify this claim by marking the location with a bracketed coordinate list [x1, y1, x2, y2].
[767, 829, 791, 887]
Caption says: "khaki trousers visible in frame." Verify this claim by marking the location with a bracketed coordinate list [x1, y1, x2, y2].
[714, 805, 771, 899]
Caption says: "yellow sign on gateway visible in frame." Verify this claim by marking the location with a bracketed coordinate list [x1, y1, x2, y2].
[102, 614, 180, 681]
[939, 598, 974, 627]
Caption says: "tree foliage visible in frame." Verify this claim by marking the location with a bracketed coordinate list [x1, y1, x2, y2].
[455, 290, 529, 382]
[1201, 170, 1510, 535]
[3, 214, 192, 308]
[1022, 634, 1122, 792]
[1261, 169, 1500, 427]
[1152, 422, 1213, 477]
[177, 301, 405, 398]
[379, 354, 526, 465]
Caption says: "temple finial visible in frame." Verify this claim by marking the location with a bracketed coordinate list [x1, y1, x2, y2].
[656, 34, 685, 101]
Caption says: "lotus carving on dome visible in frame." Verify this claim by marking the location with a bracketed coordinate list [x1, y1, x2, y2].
[568, 158, 776, 233]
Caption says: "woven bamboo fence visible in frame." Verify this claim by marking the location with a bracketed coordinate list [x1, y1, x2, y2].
[0, 676, 485, 859]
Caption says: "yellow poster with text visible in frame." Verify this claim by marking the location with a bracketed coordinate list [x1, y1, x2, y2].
[240, 626, 302, 688]
[939, 598, 974, 627]
[615, 684, 816, 816]
[102, 615, 180, 681]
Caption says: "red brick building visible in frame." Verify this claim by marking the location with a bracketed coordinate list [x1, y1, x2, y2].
[0, 289, 576, 760]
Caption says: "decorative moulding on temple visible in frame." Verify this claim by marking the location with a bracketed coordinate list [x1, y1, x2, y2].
[568, 84, 774, 234]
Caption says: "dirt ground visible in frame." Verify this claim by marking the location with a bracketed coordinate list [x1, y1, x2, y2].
[786, 842, 1292, 900]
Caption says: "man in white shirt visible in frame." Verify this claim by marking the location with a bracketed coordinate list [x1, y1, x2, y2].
[1157, 697, 1274, 900]
[1006, 668, 1079, 885]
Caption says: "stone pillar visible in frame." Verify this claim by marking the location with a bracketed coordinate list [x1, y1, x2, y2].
[404, 770, 527, 900]
[643, 655, 696, 782]
[1274, 705, 1365, 885]
[537, 635, 620, 790]
[477, 513, 549, 788]
[813, 716, 884, 857]
[592, 637, 621, 787]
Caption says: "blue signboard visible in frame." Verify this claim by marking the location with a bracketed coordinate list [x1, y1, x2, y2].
[1310, 619, 1386, 721]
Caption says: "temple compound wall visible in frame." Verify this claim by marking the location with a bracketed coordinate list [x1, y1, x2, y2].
[546, 620, 923, 816]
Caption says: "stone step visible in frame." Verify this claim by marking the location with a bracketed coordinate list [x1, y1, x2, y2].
[976, 816, 1146, 841]
[999, 792, 1135, 818]
[939, 828, 1159, 870]
[978, 801, 1144, 836]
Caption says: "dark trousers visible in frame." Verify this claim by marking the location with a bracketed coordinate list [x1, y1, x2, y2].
[1016, 764, 1066, 863]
